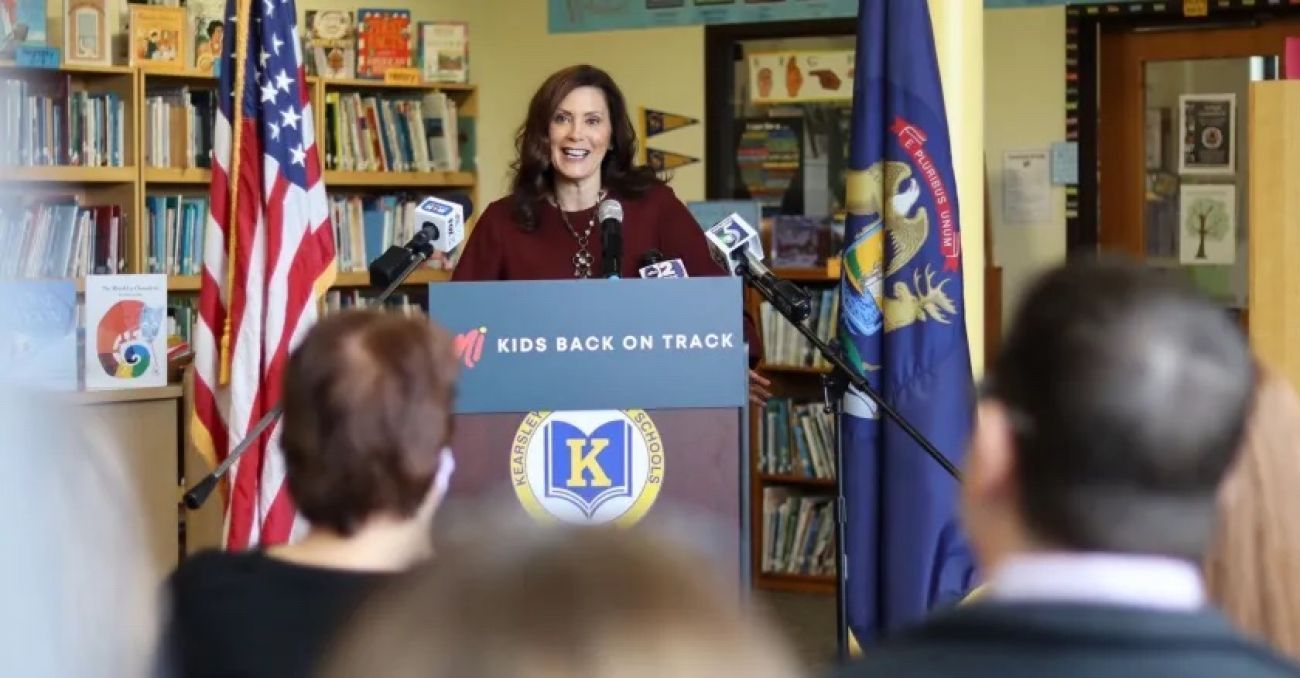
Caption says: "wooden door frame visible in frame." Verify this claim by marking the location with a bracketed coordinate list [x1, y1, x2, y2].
[1066, 2, 1300, 257]
[1098, 17, 1300, 257]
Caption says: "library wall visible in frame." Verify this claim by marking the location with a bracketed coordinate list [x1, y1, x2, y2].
[984, 6, 1068, 329]
[305, 0, 709, 202]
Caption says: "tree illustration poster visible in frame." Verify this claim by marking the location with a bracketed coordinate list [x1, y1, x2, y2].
[1179, 184, 1236, 266]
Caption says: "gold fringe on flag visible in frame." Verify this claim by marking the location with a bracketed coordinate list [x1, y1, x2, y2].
[219, 0, 254, 386]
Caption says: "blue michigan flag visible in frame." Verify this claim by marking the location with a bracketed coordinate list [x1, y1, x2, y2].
[838, 0, 977, 645]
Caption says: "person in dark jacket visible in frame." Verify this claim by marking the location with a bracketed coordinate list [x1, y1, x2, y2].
[835, 260, 1300, 678]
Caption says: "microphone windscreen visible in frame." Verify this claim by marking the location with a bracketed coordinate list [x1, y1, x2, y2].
[598, 199, 623, 224]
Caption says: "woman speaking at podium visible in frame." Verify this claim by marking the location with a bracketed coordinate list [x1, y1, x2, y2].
[452, 64, 769, 403]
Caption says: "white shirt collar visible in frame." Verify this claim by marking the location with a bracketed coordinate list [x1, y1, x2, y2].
[985, 552, 1206, 611]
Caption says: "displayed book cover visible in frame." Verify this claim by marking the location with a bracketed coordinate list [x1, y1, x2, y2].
[418, 21, 467, 83]
[0, 0, 46, 56]
[83, 274, 168, 390]
[356, 9, 411, 80]
[65, 0, 115, 66]
[188, 0, 224, 75]
[306, 10, 356, 79]
[770, 215, 831, 267]
[128, 5, 187, 71]
[0, 280, 78, 392]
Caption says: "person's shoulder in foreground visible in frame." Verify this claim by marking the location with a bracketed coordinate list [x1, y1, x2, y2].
[829, 601, 1300, 678]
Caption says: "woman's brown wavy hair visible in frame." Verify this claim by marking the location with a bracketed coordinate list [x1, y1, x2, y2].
[509, 64, 660, 230]
[1205, 365, 1300, 661]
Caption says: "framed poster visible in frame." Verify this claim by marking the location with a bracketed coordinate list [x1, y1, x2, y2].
[1179, 183, 1236, 266]
[1179, 93, 1235, 176]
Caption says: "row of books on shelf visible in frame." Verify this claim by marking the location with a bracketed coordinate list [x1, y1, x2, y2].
[167, 291, 424, 347]
[760, 397, 837, 479]
[0, 200, 127, 279]
[323, 91, 463, 173]
[323, 290, 423, 316]
[759, 286, 839, 368]
[761, 489, 836, 577]
[331, 194, 455, 272]
[144, 88, 216, 170]
[144, 195, 206, 275]
[0, 78, 127, 168]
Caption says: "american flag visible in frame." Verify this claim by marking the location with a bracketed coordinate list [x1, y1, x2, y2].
[191, 0, 336, 549]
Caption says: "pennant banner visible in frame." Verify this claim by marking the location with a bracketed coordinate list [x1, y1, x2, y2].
[643, 107, 699, 138]
[646, 148, 699, 172]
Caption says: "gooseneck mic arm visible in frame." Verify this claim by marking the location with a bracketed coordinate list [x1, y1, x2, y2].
[735, 263, 961, 481]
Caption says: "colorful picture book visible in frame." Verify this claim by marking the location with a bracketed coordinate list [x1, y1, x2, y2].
[83, 274, 167, 390]
[306, 10, 356, 79]
[0, 280, 78, 392]
[188, 0, 224, 75]
[356, 9, 411, 80]
[418, 21, 467, 83]
[64, 0, 115, 66]
[128, 5, 187, 71]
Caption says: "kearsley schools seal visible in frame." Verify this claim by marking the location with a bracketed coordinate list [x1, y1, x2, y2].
[511, 410, 664, 526]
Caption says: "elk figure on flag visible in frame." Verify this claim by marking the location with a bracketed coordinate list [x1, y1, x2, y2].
[837, 0, 978, 647]
[191, 0, 337, 549]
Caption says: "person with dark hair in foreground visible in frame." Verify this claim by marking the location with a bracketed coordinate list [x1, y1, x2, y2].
[450, 63, 769, 404]
[835, 261, 1300, 678]
[165, 310, 460, 678]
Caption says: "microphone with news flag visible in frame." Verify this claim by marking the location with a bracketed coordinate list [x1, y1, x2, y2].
[636, 249, 688, 279]
[703, 212, 811, 322]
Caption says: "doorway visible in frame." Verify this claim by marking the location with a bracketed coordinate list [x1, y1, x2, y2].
[1090, 11, 1300, 327]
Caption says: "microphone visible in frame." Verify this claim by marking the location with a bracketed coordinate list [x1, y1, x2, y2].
[598, 199, 622, 279]
[703, 212, 811, 322]
[637, 249, 688, 279]
[369, 193, 471, 288]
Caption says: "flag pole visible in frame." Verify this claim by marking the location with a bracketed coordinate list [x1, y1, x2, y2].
[218, 0, 254, 386]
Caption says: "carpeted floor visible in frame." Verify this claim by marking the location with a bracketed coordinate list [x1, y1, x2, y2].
[757, 591, 839, 673]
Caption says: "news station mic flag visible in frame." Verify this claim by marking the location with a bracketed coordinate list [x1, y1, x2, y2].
[839, 0, 976, 645]
[191, 0, 336, 549]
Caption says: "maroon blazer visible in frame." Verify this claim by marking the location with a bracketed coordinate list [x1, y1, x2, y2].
[452, 182, 761, 364]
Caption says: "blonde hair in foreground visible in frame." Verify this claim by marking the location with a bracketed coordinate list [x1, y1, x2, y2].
[325, 522, 804, 678]
[1205, 366, 1300, 661]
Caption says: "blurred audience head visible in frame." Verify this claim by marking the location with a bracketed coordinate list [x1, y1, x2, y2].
[1205, 365, 1300, 660]
[324, 518, 804, 678]
[966, 260, 1254, 568]
[0, 392, 160, 677]
[281, 309, 458, 540]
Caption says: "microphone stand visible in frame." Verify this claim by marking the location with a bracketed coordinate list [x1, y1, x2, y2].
[736, 262, 961, 663]
[182, 242, 435, 510]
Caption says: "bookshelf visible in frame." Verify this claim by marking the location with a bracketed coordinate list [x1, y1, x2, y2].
[748, 260, 840, 595]
[0, 63, 476, 301]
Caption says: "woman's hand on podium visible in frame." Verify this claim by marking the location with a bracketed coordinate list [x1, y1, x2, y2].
[749, 370, 772, 408]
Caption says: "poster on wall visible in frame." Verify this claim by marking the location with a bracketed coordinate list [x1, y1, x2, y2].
[1179, 93, 1235, 176]
[748, 50, 854, 104]
[549, 0, 858, 33]
[734, 118, 803, 216]
[1179, 183, 1236, 266]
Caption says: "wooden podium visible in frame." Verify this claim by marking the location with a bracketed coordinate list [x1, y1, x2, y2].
[1249, 81, 1300, 389]
[426, 277, 752, 582]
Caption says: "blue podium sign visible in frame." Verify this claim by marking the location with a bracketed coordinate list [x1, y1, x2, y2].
[427, 277, 747, 414]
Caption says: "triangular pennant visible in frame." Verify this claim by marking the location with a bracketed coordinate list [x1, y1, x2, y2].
[643, 108, 699, 138]
[646, 148, 699, 171]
